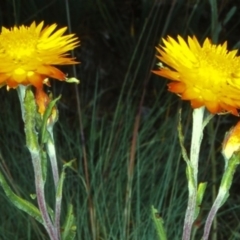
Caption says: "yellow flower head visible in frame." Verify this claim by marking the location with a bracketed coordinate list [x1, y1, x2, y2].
[153, 35, 240, 115]
[0, 21, 79, 89]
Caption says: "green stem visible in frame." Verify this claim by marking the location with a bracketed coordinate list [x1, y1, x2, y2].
[182, 107, 205, 240]
[182, 164, 197, 240]
[17, 85, 27, 121]
[23, 87, 59, 240]
[46, 129, 59, 189]
[190, 107, 205, 181]
[46, 133, 61, 238]
[202, 153, 240, 240]
[30, 150, 58, 240]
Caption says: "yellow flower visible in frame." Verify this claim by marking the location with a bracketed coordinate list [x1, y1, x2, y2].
[153, 35, 240, 115]
[0, 21, 79, 89]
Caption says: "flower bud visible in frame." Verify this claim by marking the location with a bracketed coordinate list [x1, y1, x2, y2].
[222, 121, 240, 160]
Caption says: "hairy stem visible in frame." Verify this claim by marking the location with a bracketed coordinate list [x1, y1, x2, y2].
[182, 107, 205, 240]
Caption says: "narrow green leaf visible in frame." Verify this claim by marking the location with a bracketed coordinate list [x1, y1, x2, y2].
[61, 204, 76, 240]
[177, 109, 190, 162]
[56, 160, 75, 198]
[185, 163, 196, 193]
[60, 161, 76, 240]
[24, 87, 39, 151]
[40, 95, 61, 144]
[218, 152, 240, 207]
[209, 0, 218, 42]
[151, 206, 167, 240]
[194, 182, 207, 220]
[223, 6, 237, 25]
[0, 171, 43, 224]
[221, 153, 240, 190]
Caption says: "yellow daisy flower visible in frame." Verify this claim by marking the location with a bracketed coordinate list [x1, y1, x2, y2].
[153, 35, 240, 115]
[0, 21, 79, 89]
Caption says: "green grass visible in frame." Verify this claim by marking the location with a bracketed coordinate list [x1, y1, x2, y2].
[1, 0, 240, 239]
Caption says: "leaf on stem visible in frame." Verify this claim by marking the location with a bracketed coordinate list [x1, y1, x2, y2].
[194, 182, 207, 220]
[0, 171, 43, 224]
[40, 95, 61, 145]
[24, 87, 39, 151]
[151, 206, 167, 240]
[177, 109, 190, 162]
[61, 204, 77, 240]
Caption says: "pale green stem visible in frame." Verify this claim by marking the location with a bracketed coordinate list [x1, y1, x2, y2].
[46, 125, 59, 188]
[182, 107, 205, 240]
[190, 107, 205, 181]
[23, 87, 59, 240]
[30, 150, 58, 240]
[17, 85, 27, 121]
[202, 153, 240, 240]
[46, 125, 61, 238]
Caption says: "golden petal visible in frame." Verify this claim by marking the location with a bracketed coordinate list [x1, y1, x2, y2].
[190, 99, 204, 108]
[204, 101, 221, 114]
[0, 73, 10, 83]
[36, 65, 65, 80]
[35, 87, 50, 115]
[181, 88, 198, 100]
[27, 73, 44, 88]
[168, 82, 186, 93]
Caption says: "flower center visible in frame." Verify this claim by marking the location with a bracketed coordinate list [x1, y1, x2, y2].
[0, 27, 38, 63]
